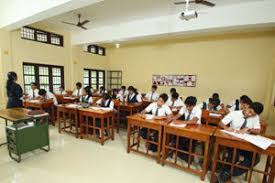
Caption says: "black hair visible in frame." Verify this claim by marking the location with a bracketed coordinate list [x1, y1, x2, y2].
[100, 86, 105, 90]
[84, 86, 92, 96]
[6, 71, 17, 91]
[172, 92, 179, 99]
[240, 95, 252, 105]
[159, 93, 169, 103]
[209, 98, 220, 107]
[31, 82, 38, 87]
[212, 93, 219, 99]
[38, 89, 47, 96]
[152, 85, 158, 90]
[102, 93, 111, 100]
[250, 102, 264, 115]
[184, 96, 197, 106]
[128, 86, 135, 91]
[121, 86, 126, 90]
[170, 88, 176, 93]
[59, 85, 65, 89]
[76, 82, 82, 88]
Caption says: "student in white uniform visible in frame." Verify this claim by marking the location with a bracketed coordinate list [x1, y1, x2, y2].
[171, 96, 202, 161]
[79, 86, 93, 104]
[57, 85, 67, 95]
[216, 102, 264, 183]
[140, 93, 172, 152]
[73, 82, 83, 97]
[117, 86, 128, 101]
[226, 95, 252, 112]
[166, 92, 184, 109]
[168, 88, 177, 100]
[27, 82, 39, 99]
[96, 93, 114, 110]
[38, 89, 58, 106]
[198, 97, 222, 112]
[126, 86, 142, 103]
[145, 85, 159, 101]
[97, 86, 107, 96]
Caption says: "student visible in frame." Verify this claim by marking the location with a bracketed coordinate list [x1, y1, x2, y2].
[38, 89, 58, 106]
[172, 96, 202, 161]
[145, 85, 159, 101]
[166, 92, 184, 108]
[27, 82, 39, 99]
[126, 86, 142, 103]
[96, 93, 114, 110]
[226, 95, 252, 112]
[199, 97, 222, 112]
[111, 89, 119, 99]
[79, 86, 93, 104]
[216, 102, 264, 183]
[57, 85, 67, 95]
[169, 88, 177, 99]
[140, 93, 172, 151]
[117, 86, 128, 101]
[6, 72, 23, 108]
[73, 82, 83, 97]
[97, 86, 107, 96]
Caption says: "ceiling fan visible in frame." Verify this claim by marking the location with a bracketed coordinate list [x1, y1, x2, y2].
[61, 14, 91, 30]
[174, 0, 216, 7]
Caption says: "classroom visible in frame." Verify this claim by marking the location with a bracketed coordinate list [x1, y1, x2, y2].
[0, 0, 275, 183]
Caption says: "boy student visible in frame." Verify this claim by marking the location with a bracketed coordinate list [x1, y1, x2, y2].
[79, 86, 93, 104]
[140, 93, 172, 151]
[166, 92, 184, 109]
[73, 82, 83, 97]
[199, 97, 222, 112]
[97, 86, 107, 96]
[172, 96, 202, 161]
[57, 85, 67, 95]
[26, 82, 39, 99]
[126, 86, 142, 104]
[169, 88, 177, 99]
[145, 85, 159, 101]
[38, 89, 58, 106]
[226, 95, 252, 112]
[216, 102, 264, 183]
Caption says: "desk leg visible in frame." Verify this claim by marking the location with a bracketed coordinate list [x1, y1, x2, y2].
[0, 119, 8, 147]
[127, 122, 131, 153]
[161, 129, 167, 166]
[100, 116, 104, 146]
[268, 156, 275, 183]
[79, 112, 83, 139]
[58, 110, 61, 133]
[210, 143, 219, 183]
[75, 111, 79, 138]
[157, 128, 162, 164]
[263, 156, 271, 183]
[111, 114, 114, 140]
[201, 141, 209, 181]
[117, 108, 120, 133]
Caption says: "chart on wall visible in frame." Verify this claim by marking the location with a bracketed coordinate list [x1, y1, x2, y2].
[152, 75, 197, 87]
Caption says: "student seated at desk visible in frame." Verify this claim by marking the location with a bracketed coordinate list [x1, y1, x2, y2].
[38, 89, 58, 106]
[126, 86, 142, 104]
[216, 102, 264, 183]
[199, 97, 222, 113]
[73, 82, 83, 97]
[172, 96, 202, 161]
[56, 85, 67, 95]
[25, 82, 39, 99]
[166, 92, 184, 110]
[97, 86, 107, 96]
[168, 88, 177, 100]
[226, 95, 252, 112]
[140, 93, 172, 152]
[117, 86, 128, 101]
[111, 89, 119, 99]
[145, 85, 159, 101]
[79, 86, 93, 104]
[96, 93, 114, 110]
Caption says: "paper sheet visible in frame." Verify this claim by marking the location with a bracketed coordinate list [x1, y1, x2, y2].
[29, 100, 41, 103]
[169, 122, 186, 128]
[90, 107, 112, 111]
[209, 113, 222, 117]
[145, 114, 154, 120]
[66, 104, 81, 108]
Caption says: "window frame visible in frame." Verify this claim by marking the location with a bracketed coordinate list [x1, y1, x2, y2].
[107, 70, 122, 90]
[83, 69, 106, 90]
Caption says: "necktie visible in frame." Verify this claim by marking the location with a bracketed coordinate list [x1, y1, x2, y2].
[241, 118, 247, 129]
[155, 107, 159, 116]
[150, 92, 154, 101]
[33, 90, 35, 98]
[186, 112, 191, 121]
[172, 100, 175, 107]
[77, 89, 80, 96]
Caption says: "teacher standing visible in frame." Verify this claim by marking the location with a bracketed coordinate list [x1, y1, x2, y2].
[6, 71, 23, 108]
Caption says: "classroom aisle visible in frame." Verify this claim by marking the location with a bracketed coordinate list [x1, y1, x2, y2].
[0, 121, 266, 183]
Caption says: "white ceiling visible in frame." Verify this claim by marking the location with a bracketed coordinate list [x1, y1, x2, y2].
[44, 0, 262, 32]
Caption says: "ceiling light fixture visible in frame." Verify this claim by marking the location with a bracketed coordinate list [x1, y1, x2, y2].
[115, 43, 120, 48]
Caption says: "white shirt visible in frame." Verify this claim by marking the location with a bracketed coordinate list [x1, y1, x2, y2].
[79, 95, 93, 104]
[117, 90, 128, 101]
[127, 93, 142, 103]
[28, 89, 39, 99]
[145, 91, 159, 101]
[45, 91, 58, 106]
[145, 102, 172, 117]
[179, 106, 202, 124]
[221, 110, 261, 130]
[96, 99, 114, 110]
[56, 90, 67, 95]
[228, 99, 240, 112]
[166, 98, 184, 107]
[198, 101, 222, 111]
[73, 88, 83, 96]
[97, 90, 107, 95]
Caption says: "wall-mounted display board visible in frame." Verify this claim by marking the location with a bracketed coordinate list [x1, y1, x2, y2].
[152, 75, 197, 87]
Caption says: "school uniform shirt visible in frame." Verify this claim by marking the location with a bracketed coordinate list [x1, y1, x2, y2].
[117, 90, 128, 101]
[96, 90, 107, 95]
[145, 102, 172, 117]
[166, 98, 184, 107]
[44, 91, 58, 106]
[198, 101, 222, 111]
[73, 88, 83, 97]
[145, 91, 159, 101]
[127, 93, 142, 103]
[79, 95, 93, 104]
[96, 98, 114, 110]
[57, 90, 67, 95]
[228, 99, 241, 112]
[27, 89, 39, 99]
[221, 110, 261, 130]
[178, 106, 202, 124]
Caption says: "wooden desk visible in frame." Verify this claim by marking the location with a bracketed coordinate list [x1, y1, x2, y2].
[201, 110, 224, 126]
[142, 100, 151, 109]
[127, 114, 169, 163]
[57, 104, 80, 138]
[117, 102, 143, 133]
[62, 96, 80, 104]
[78, 108, 114, 145]
[161, 123, 216, 180]
[210, 130, 275, 183]
[24, 100, 55, 125]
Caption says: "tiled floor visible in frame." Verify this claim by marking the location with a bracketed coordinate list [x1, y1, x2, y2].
[0, 121, 271, 183]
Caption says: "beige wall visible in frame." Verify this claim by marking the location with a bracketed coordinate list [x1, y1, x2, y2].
[107, 31, 275, 130]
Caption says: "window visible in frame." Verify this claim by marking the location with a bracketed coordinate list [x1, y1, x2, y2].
[83, 69, 105, 90]
[21, 26, 64, 47]
[107, 71, 122, 90]
[85, 45, 106, 56]
[23, 63, 64, 94]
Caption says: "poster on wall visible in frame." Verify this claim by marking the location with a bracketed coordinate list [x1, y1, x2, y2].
[152, 74, 197, 87]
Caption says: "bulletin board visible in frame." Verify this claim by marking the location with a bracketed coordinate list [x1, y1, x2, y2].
[152, 75, 197, 87]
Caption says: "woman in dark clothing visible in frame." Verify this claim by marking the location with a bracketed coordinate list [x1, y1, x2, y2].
[6, 71, 23, 108]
